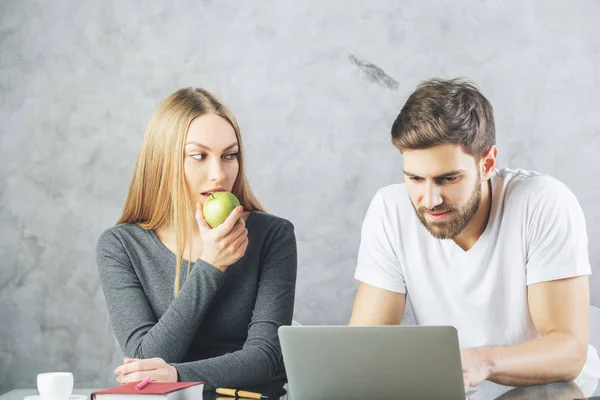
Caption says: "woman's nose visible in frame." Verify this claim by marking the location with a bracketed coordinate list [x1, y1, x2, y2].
[208, 159, 226, 182]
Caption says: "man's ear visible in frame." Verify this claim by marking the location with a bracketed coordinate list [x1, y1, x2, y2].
[480, 145, 497, 179]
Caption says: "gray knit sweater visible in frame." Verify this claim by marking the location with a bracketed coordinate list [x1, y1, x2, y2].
[96, 212, 297, 389]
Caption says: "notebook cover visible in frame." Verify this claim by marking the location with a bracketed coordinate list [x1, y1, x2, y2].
[92, 382, 203, 396]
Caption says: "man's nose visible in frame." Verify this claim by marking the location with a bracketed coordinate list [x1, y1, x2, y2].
[422, 181, 443, 209]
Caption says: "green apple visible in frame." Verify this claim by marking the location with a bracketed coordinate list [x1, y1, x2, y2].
[202, 192, 241, 228]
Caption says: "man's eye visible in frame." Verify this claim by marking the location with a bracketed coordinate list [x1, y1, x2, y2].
[191, 154, 206, 160]
[441, 176, 457, 182]
[410, 177, 423, 182]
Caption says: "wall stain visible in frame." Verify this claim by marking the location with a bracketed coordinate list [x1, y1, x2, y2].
[349, 55, 399, 90]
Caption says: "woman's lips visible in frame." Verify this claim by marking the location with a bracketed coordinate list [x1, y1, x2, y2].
[201, 189, 226, 196]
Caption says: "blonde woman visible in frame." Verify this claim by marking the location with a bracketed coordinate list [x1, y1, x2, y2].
[96, 88, 297, 389]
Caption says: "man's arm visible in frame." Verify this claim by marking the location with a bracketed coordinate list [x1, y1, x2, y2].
[349, 282, 406, 325]
[463, 276, 589, 387]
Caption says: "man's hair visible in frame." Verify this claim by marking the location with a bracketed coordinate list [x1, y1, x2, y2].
[391, 78, 496, 159]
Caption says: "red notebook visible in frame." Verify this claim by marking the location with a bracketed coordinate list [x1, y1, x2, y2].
[92, 382, 204, 400]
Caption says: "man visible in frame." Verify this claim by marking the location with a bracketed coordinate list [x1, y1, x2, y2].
[350, 78, 597, 390]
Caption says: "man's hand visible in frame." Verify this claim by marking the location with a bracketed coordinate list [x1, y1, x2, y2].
[114, 357, 178, 383]
[461, 347, 494, 392]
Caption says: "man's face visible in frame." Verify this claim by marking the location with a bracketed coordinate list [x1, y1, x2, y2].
[402, 144, 482, 239]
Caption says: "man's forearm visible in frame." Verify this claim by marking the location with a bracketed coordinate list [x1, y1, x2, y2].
[483, 332, 587, 386]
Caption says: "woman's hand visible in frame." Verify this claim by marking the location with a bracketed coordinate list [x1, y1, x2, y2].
[195, 203, 249, 272]
[114, 357, 178, 383]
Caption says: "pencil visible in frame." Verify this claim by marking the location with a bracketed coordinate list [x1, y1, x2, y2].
[135, 377, 151, 390]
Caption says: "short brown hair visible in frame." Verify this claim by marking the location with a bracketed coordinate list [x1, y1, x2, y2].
[391, 78, 495, 159]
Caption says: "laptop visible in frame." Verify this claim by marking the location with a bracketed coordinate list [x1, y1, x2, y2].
[278, 325, 466, 400]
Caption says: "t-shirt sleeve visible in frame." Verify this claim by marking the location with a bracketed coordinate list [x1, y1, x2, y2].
[525, 179, 591, 285]
[354, 190, 406, 293]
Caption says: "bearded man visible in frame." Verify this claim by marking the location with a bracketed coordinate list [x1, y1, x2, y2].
[349, 78, 597, 391]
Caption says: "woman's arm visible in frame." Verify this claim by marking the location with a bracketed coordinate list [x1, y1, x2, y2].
[171, 220, 298, 388]
[96, 229, 227, 362]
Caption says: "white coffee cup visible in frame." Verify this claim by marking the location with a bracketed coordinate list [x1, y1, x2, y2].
[37, 372, 73, 400]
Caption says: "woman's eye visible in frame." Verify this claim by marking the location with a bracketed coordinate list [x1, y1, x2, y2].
[191, 154, 206, 160]
[224, 152, 239, 160]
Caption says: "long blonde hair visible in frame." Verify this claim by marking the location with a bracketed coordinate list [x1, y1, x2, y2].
[117, 88, 264, 295]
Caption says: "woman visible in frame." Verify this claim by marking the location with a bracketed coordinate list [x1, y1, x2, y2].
[96, 88, 297, 389]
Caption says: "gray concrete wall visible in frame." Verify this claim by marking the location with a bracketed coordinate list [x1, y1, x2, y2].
[1, 0, 599, 393]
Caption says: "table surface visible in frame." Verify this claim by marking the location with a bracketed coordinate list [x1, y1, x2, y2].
[4, 308, 599, 400]
[2, 379, 599, 400]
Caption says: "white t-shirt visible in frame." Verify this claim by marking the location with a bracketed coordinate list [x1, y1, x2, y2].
[355, 168, 592, 349]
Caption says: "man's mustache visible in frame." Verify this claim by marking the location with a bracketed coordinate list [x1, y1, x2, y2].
[419, 204, 456, 214]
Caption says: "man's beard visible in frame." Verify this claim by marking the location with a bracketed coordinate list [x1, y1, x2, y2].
[414, 174, 482, 239]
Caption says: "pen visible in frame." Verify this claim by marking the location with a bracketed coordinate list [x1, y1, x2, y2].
[215, 388, 267, 399]
[216, 398, 255, 400]
[135, 377, 151, 390]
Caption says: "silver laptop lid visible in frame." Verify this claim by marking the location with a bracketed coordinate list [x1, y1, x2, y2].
[279, 325, 465, 400]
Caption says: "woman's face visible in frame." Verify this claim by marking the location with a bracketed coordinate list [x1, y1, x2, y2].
[183, 114, 240, 207]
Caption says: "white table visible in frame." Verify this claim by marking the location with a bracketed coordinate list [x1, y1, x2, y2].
[2, 307, 598, 400]
[2, 381, 599, 400]
[0, 391, 97, 400]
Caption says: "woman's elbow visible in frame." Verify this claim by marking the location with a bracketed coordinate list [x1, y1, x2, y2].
[252, 346, 283, 383]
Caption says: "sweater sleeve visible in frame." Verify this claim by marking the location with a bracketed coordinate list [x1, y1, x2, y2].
[96, 228, 227, 362]
[171, 220, 298, 389]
